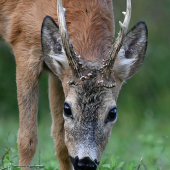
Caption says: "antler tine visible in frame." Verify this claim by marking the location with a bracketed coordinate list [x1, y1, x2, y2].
[121, 0, 131, 35]
[57, 0, 80, 76]
[118, 0, 131, 43]
[113, 0, 131, 59]
[101, 0, 131, 79]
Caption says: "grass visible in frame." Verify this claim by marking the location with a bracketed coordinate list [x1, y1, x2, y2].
[0, 112, 169, 170]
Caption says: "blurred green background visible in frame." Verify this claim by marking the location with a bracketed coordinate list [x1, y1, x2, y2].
[0, 0, 170, 169]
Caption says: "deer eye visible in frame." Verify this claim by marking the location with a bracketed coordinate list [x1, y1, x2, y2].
[64, 103, 73, 118]
[106, 107, 117, 122]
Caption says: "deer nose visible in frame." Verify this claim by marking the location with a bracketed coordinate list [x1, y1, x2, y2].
[70, 156, 99, 170]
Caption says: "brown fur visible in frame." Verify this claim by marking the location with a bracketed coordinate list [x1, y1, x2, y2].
[0, 0, 115, 169]
[63, 0, 115, 61]
[49, 73, 72, 170]
[0, 0, 148, 170]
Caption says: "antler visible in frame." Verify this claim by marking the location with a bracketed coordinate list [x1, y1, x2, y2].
[101, 0, 131, 79]
[57, 0, 82, 76]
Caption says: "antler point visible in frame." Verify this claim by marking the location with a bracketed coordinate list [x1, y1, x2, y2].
[119, 21, 125, 28]
[122, 11, 126, 16]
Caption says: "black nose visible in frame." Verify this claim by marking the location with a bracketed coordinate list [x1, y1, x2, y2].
[70, 156, 99, 170]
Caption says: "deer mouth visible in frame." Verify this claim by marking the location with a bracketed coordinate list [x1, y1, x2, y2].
[70, 156, 99, 170]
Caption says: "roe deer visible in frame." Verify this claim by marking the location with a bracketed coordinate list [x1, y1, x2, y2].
[0, 0, 148, 169]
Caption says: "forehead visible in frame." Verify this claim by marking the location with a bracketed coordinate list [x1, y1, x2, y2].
[68, 79, 115, 113]
[76, 80, 108, 104]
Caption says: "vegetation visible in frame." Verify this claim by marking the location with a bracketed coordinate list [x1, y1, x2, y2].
[0, 0, 170, 169]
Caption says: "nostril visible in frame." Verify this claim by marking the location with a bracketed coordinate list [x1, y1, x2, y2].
[70, 156, 99, 170]
[78, 162, 85, 167]
[70, 156, 79, 168]
[78, 157, 96, 169]
[86, 163, 95, 167]
[95, 159, 100, 165]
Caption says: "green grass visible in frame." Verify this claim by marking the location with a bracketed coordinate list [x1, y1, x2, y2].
[0, 112, 169, 170]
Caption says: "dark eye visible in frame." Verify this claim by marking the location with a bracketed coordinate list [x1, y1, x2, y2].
[63, 103, 73, 118]
[107, 107, 117, 122]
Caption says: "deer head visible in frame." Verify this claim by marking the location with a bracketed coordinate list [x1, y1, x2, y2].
[41, 0, 148, 169]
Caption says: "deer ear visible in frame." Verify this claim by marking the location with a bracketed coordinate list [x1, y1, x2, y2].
[114, 22, 148, 81]
[41, 16, 68, 76]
